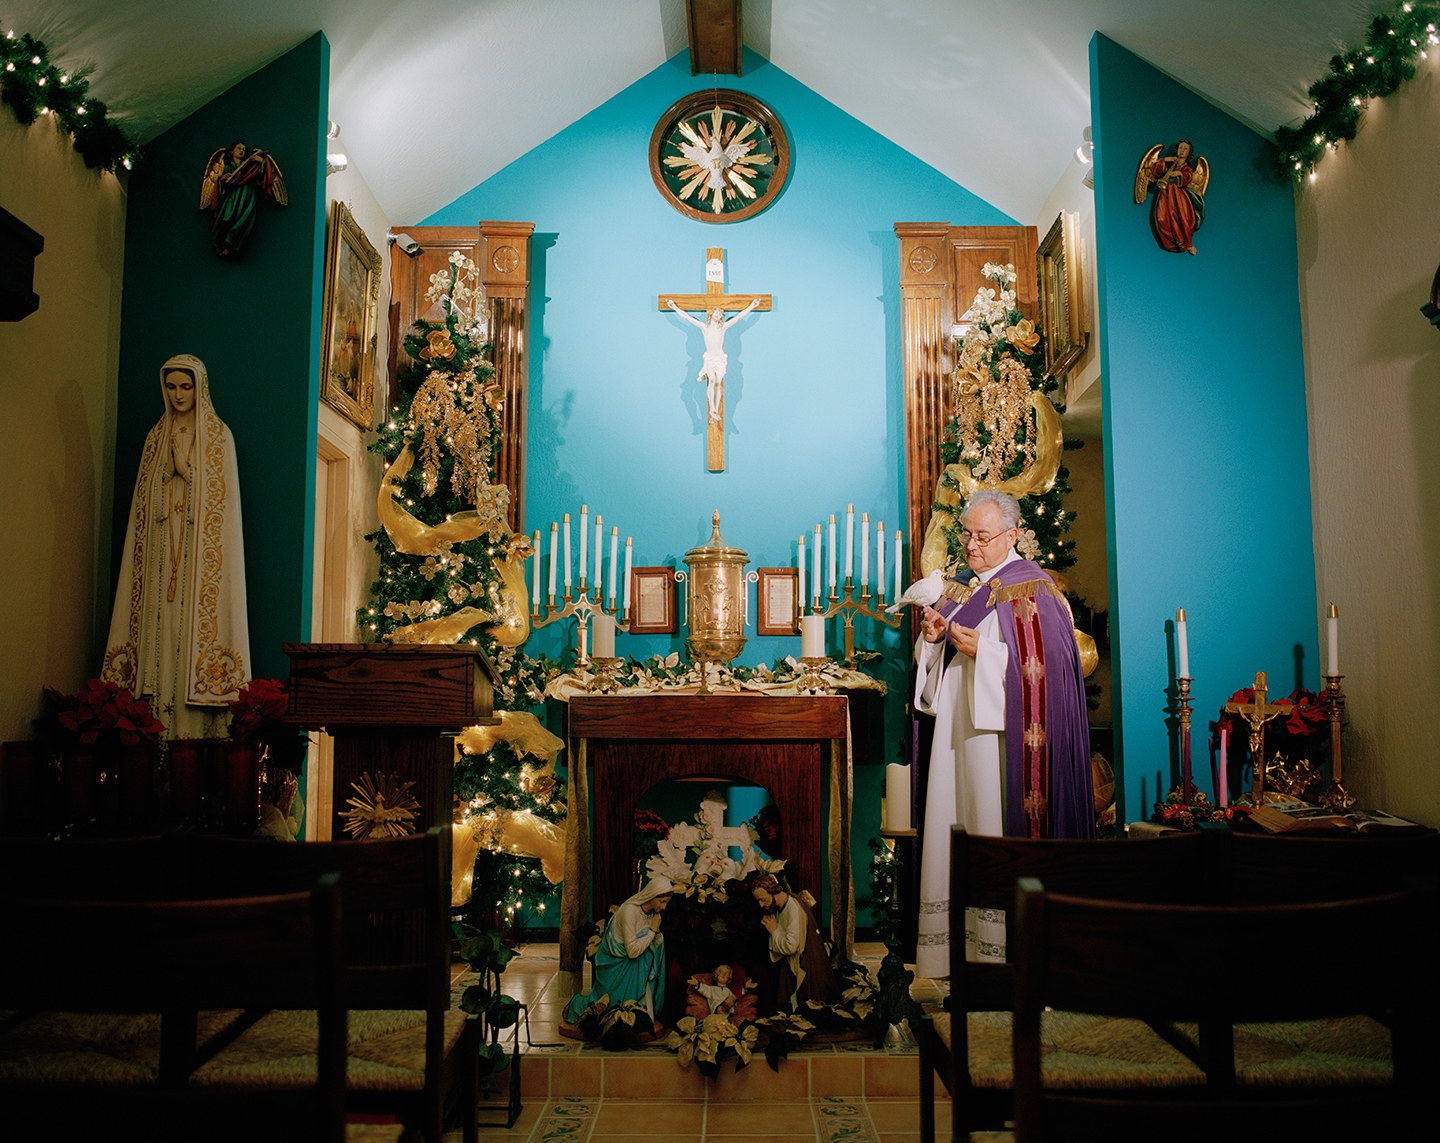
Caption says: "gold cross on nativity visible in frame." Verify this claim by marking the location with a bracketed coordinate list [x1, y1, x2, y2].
[658, 247, 771, 471]
[1223, 670, 1289, 804]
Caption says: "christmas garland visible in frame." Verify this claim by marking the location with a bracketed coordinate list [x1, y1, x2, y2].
[1, 28, 140, 172]
[1273, 0, 1440, 180]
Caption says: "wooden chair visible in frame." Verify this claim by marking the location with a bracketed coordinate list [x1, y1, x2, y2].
[1011, 877, 1435, 1141]
[0, 876, 350, 1143]
[916, 828, 1208, 1143]
[176, 827, 479, 1143]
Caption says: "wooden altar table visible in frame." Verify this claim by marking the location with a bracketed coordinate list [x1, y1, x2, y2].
[558, 693, 853, 999]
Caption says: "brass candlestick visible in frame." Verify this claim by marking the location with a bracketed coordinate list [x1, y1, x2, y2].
[1224, 670, 1287, 806]
[1318, 674, 1355, 811]
[1175, 676, 1194, 804]
[812, 576, 901, 666]
[531, 586, 629, 669]
[586, 656, 624, 695]
[795, 656, 835, 695]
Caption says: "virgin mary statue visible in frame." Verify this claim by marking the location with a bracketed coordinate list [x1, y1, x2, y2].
[103, 354, 250, 738]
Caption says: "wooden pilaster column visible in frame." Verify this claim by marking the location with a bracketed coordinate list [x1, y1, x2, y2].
[480, 221, 534, 533]
[895, 222, 954, 584]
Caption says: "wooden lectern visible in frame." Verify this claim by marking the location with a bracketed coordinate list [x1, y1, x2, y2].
[282, 644, 498, 840]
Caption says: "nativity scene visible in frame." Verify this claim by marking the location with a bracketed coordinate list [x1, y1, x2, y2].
[5, 0, 1439, 1138]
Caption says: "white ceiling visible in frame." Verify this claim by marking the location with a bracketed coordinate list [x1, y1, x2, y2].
[6, 0, 1378, 223]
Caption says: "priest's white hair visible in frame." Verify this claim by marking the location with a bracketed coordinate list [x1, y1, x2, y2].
[964, 489, 1021, 529]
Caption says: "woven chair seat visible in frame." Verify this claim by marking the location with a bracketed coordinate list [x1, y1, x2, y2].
[0, 1009, 245, 1087]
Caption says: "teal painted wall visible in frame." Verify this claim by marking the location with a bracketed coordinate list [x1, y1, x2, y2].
[426, 48, 1013, 909]
[114, 34, 329, 684]
[1089, 35, 1317, 823]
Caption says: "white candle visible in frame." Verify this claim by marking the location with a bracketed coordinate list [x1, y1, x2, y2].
[812, 524, 822, 608]
[860, 512, 869, 589]
[801, 614, 825, 658]
[1327, 603, 1340, 676]
[594, 514, 603, 601]
[623, 537, 633, 612]
[1218, 727, 1229, 806]
[877, 521, 886, 602]
[1176, 608, 1189, 678]
[532, 530, 541, 606]
[562, 513, 572, 590]
[845, 504, 854, 580]
[592, 613, 616, 658]
[885, 763, 912, 831]
[609, 527, 619, 605]
[828, 514, 837, 589]
[893, 530, 902, 603]
[797, 534, 806, 614]
[548, 522, 558, 597]
[578, 505, 588, 587]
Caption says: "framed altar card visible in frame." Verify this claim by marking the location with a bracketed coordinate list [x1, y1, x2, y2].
[629, 567, 676, 634]
[1037, 210, 1089, 382]
[757, 567, 799, 636]
[320, 199, 381, 429]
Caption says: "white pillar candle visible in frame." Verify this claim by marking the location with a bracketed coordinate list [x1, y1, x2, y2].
[623, 537, 633, 611]
[894, 530, 903, 603]
[609, 527, 619, 605]
[885, 763, 912, 831]
[594, 514, 603, 601]
[1176, 608, 1189, 678]
[860, 512, 869, 588]
[877, 521, 886, 602]
[800, 614, 825, 658]
[592, 613, 616, 658]
[532, 530, 541, 606]
[1218, 727, 1229, 806]
[548, 523, 559, 597]
[812, 524, 822, 608]
[562, 513, 572, 590]
[797, 534, 806, 614]
[578, 505, 588, 587]
[828, 514, 837, 589]
[1327, 603, 1340, 676]
[845, 504, 854, 580]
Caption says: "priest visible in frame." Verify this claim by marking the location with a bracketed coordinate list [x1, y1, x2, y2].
[912, 490, 1092, 980]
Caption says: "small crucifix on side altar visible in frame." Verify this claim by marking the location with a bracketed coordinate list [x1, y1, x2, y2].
[1224, 670, 1289, 804]
[659, 248, 771, 471]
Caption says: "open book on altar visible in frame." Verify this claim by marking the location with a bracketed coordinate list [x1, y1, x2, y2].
[1242, 803, 1429, 835]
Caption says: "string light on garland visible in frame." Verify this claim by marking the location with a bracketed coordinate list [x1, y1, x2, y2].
[0, 28, 141, 172]
[1274, 0, 1440, 181]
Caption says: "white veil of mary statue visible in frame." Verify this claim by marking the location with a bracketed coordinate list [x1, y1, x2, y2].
[103, 353, 250, 738]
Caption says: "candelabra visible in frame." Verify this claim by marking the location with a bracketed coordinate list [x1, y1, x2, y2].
[1175, 676, 1194, 804]
[809, 575, 901, 666]
[530, 582, 629, 670]
[1318, 674, 1355, 811]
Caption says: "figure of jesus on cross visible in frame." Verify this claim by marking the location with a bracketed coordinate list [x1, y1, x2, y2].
[659, 248, 771, 471]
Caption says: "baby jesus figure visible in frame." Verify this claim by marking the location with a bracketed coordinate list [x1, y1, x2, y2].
[691, 963, 738, 1016]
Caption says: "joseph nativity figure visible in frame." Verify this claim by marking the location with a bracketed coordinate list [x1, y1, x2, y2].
[912, 489, 1092, 980]
[746, 871, 840, 1013]
[564, 876, 674, 1025]
[103, 354, 250, 739]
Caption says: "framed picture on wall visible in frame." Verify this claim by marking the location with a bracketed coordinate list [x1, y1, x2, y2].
[1036, 210, 1089, 382]
[628, 567, 676, 635]
[320, 199, 381, 429]
[757, 567, 799, 636]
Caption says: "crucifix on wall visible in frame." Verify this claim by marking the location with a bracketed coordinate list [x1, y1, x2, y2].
[658, 248, 771, 471]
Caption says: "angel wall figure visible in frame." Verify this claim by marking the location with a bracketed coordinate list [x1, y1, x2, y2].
[1134, 139, 1208, 255]
[200, 140, 288, 257]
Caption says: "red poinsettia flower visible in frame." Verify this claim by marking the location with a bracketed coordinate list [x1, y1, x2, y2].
[633, 807, 672, 839]
[1280, 688, 1327, 738]
[44, 679, 165, 746]
[227, 677, 290, 739]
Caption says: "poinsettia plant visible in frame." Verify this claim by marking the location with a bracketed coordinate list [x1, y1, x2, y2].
[1218, 686, 1328, 745]
[227, 677, 290, 739]
[43, 679, 165, 746]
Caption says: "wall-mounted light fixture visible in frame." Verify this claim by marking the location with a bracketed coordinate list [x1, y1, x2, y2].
[1076, 126, 1094, 189]
[325, 120, 348, 176]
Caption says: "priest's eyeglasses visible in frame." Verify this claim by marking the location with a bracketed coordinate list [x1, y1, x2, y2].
[960, 527, 1015, 548]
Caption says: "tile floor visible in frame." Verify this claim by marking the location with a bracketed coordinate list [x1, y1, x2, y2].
[449, 943, 952, 1143]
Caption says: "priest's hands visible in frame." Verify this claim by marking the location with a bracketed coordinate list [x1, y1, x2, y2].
[921, 606, 978, 658]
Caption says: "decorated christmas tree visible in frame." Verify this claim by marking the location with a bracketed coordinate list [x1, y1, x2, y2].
[922, 262, 1078, 577]
[359, 252, 562, 924]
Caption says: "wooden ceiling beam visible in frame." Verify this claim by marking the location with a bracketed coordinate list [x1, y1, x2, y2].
[687, 0, 743, 76]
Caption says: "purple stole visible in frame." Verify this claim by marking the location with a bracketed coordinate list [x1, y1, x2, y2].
[932, 559, 1094, 839]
